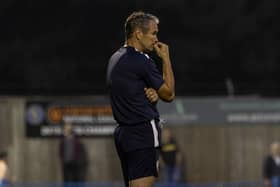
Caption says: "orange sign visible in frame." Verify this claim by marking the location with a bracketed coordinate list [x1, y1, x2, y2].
[48, 105, 112, 124]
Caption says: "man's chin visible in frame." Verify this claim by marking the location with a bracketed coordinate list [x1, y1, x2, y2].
[144, 48, 154, 53]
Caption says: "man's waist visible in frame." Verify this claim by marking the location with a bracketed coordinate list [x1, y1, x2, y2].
[117, 118, 159, 127]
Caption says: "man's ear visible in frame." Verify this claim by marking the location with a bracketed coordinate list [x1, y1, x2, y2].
[135, 30, 142, 40]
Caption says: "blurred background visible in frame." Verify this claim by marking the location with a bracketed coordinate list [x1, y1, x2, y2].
[1, 0, 280, 96]
[0, 0, 280, 186]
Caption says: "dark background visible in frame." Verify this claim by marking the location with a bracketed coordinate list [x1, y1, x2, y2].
[1, 0, 280, 96]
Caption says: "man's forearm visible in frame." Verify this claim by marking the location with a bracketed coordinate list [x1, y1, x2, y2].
[162, 58, 175, 96]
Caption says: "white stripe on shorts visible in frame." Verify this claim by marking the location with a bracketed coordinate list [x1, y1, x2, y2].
[150, 119, 159, 147]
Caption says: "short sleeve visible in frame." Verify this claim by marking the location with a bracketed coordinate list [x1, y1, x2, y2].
[141, 57, 164, 90]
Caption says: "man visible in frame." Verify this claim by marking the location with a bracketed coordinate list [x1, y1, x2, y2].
[107, 11, 175, 187]
[0, 151, 8, 186]
[58, 123, 88, 185]
[0, 151, 14, 187]
[263, 142, 280, 187]
[160, 128, 182, 183]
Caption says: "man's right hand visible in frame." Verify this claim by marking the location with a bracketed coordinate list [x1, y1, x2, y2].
[153, 42, 170, 61]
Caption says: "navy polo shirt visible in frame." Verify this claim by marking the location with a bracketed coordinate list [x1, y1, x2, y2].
[107, 46, 164, 126]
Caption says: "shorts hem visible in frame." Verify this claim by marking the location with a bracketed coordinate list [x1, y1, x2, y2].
[129, 173, 158, 181]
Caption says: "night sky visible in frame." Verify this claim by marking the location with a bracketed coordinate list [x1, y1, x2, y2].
[0, 0, 280, 96]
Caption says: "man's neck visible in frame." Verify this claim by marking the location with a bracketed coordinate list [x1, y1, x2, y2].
[125, 39, 143, 52]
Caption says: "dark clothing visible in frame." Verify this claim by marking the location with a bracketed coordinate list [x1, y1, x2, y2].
[160, 138, 179, 167]
[162, 166, 181, 183]
[59, 135, 88, 182]
[63, 162, 81, 182]
[114, 120, 161, 152]
[115, 136, 159, 187]
[107, 46, 164, 126]
[114, 120, 161, 187]
[107, 46, 164, 186]
[160, 138, 182, 182]
[263, 155, 280, 179]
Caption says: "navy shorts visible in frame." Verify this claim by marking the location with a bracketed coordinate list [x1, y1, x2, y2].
[114, 120, 161, 186]
[115, 146, 159, 186]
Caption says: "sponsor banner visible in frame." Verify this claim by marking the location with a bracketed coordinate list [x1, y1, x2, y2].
[25, 96, 115, 137]
[158, 97, 280, 125]
[25, 96, 280, 137]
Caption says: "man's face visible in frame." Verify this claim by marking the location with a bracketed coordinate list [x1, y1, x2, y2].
[271, 143, 280, 156]
[139, 20, 158, 52]
[63, 123, 73, 136]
